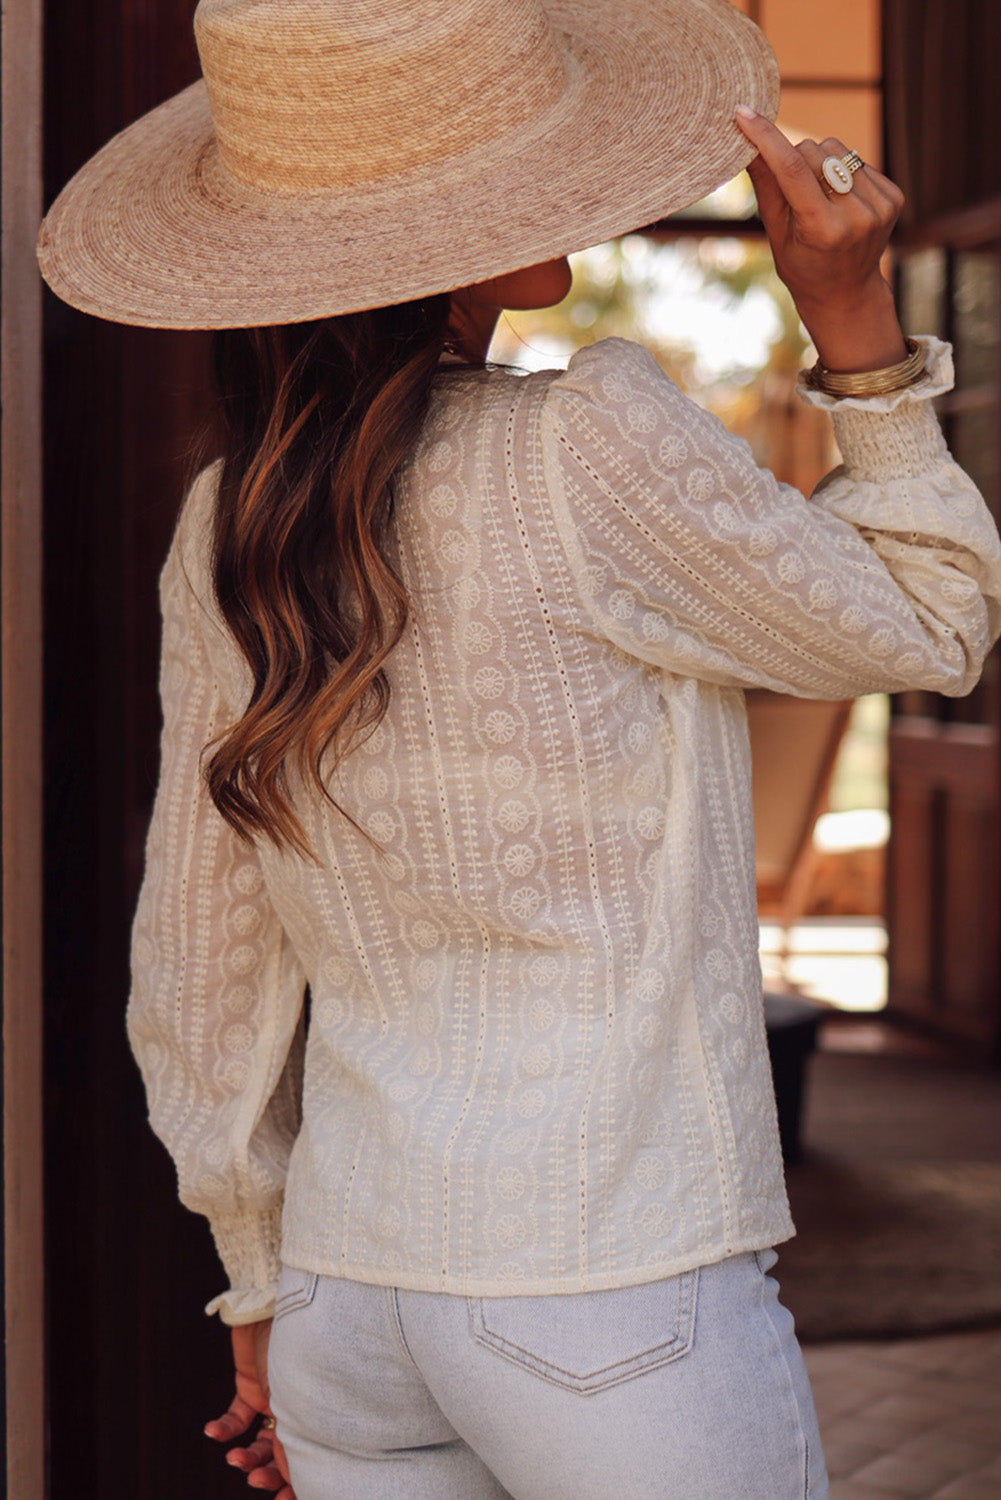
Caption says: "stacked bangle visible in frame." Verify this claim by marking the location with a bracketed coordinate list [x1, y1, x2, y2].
[804, 338, 927, 399]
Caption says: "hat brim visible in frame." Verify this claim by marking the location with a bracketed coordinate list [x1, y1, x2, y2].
[37, 0, 779, 329]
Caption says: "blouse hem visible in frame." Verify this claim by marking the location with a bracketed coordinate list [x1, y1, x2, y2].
[274, 1218, 796, 1298]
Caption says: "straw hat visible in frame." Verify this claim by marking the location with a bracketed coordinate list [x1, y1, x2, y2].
[37, 0, 779, 329]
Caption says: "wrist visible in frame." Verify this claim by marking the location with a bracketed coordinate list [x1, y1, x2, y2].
[795, 280, 907, 374]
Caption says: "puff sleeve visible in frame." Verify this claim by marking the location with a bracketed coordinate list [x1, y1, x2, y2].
[127, 466, 308, 1326]
[540, 336, 1001, 697]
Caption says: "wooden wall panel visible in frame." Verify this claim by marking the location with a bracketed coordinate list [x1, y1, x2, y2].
[884, 5, 1001, 1055]
[887, 721, 1000, 1051]
[3, 1, 45, 1493]
[940, 795, 1000, 1024]
[42, 4, 233, 1497]
[884, 0, 1001, 229]
[887, 779, 935, 1011]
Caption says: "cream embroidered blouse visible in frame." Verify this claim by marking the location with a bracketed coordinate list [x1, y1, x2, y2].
[127, 335, 1001, 1325]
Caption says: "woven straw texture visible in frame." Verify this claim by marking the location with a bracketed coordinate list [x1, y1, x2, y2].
[37, 0, 778, 328]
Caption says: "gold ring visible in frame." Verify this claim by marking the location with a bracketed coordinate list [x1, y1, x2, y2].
[260, 1414, 277, 1431]
[842, 149, 865, 174]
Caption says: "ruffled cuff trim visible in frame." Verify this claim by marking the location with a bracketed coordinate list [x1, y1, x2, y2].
[204, 1284, 278, 1327]
[798, 337, 955, 483]
[796, 335, 954, 414]
[203, 1202, 284, 1325]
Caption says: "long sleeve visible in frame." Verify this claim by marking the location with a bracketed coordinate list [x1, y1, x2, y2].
[127, 467, 308, 1325]
[540, 336, 1001, 697]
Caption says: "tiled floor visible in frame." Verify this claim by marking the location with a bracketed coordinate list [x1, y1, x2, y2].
[804, 1328, 1001, 1499]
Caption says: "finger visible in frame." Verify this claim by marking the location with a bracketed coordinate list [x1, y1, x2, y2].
[858, 161, 906, 212]
[799, 139, 900, 231]
[797, 139, 882, 215]
[805, 138, 903, 223]
[246, 1461, 287, 1491]
[744, 150, 791, 231]
[226, 1438, 275, 1472]
[735, 107, 829, 218]
[204, 1395, 259, 1442]
[814, 143, 905, 217]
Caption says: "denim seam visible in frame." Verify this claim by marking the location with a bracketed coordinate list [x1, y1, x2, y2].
[804, 1437, 812, 1500]
[756, 1254, 811, 1496]
[470, 1335, 691, 1393]
[475, 1325, 687, 1377]
[272, 1272, 319, 1321]
[469, 1269, 699, 1393]
[389, 1287, 427, 1378]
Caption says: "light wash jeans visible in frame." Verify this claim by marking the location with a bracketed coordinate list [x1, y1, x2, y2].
[267, 1249, 829, 1499]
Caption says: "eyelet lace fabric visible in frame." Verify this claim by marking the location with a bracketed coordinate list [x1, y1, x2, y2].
[127, 336, 1001, 1325]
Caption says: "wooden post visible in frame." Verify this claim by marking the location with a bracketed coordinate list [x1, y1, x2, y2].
[2, 0, 46, 1495]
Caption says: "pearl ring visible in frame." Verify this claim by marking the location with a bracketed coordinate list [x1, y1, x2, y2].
[822, 150, 865, 195]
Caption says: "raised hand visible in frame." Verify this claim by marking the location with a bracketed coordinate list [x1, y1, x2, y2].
[204, 1321, 296, 1497]
[735, 106, 908, 374]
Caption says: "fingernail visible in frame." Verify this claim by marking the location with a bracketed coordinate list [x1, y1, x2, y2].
[735, 104, 757, 120]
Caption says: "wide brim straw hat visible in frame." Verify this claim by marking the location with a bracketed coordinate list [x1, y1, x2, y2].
[38, 0, 779, 330]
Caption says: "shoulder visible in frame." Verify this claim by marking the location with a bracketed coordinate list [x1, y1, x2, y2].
[428, 341, 688, 441]
[172, 459, 221, 567]
[541, 338, 696, 432]
[162, 459, 221, 596]
[559, 336, 668, 388]
[158, 460, 229, 660]
[538, 338, 737, 464]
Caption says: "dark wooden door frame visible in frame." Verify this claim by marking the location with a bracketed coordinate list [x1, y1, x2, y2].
[885, 220, 1001, 1053]
[2, 0, 46, 1494]
[881, 0, 1001, 1053]
[39, 4, 236, 1496]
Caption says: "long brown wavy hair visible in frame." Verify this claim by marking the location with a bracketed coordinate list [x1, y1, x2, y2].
[206, 293, 454, 856]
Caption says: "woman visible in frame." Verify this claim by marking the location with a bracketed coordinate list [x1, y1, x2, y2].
[39, 1, 1001, 1497]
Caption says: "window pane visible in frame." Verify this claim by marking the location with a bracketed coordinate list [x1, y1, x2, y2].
[777, 86, 882, 167]
[953, 407, 999, 515]
[760, 0, 881, 81]
[954, 253, 1000, 391]
[898, 249, 947, 341]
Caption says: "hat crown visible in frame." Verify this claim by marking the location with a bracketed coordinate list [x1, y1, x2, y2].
[194, 0, 568, 191]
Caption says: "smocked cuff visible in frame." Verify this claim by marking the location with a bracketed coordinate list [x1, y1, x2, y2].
[203, 1202, 284, 1326]
[798, 336, 954, 483]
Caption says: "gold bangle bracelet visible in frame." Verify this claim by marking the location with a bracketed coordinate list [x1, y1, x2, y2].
[805, 338, 927, 399]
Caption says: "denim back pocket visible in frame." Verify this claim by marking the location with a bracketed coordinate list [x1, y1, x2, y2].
[469, 1269, 699, 1394]
[272, 1267, 319, 1322]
